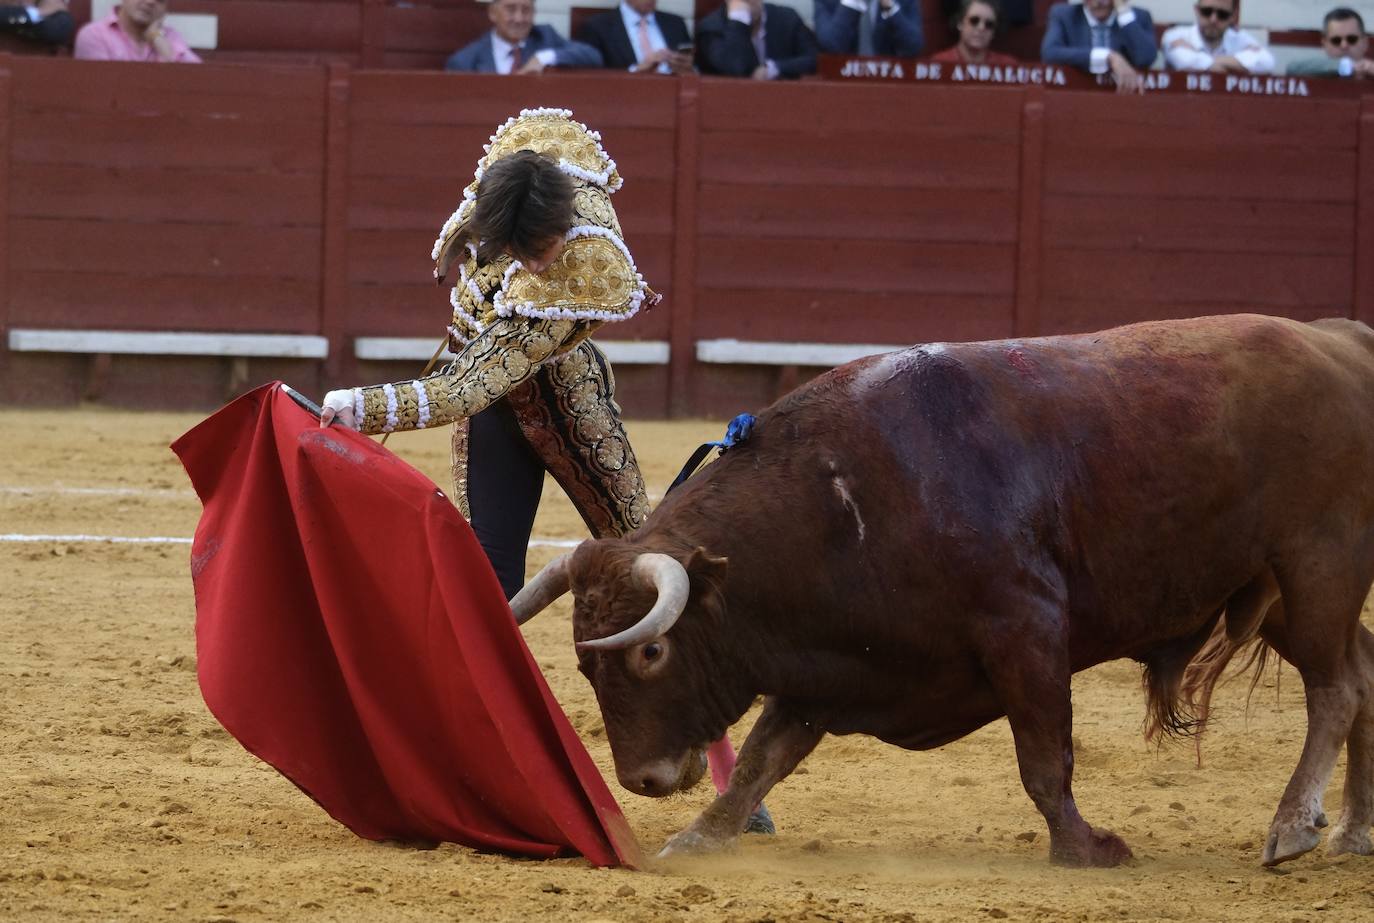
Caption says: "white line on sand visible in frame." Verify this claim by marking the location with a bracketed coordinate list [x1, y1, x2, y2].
[0, 533, 581, 549]
[1, 486, 192, 498]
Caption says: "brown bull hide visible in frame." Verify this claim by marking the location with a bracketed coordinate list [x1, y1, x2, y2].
[553, 314, 1374, 868]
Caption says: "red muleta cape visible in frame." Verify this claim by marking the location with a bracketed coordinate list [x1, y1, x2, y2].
[170, 382, 640, 867]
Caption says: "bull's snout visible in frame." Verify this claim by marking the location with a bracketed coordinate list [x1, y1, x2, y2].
[616, 748, 707, 797]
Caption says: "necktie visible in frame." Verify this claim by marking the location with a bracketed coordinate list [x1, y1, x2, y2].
[858, 0, 876, 55]
[510, 43, 523, 71]
[1091, 22, 1110, 49]
[637, 15, 654, 63]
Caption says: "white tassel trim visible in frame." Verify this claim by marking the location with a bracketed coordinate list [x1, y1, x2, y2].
[413, 380, 430, 429]
[382, 383, 398, 433]
[352, 388, 364, 428]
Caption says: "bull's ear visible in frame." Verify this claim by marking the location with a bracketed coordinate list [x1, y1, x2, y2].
[683, 547, 728, 584]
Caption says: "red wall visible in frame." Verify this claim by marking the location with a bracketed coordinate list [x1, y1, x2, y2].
[0, 57, 1371, 416]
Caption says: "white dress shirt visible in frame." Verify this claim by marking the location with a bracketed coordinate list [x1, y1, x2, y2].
[1160, 22, 1275, 74]
[490, 32, 558, 73]
[1083, 4, 1137, 74]
[619, 2, 671, 72]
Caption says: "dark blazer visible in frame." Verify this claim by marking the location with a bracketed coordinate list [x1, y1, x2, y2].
[696, 3, 817, 78]
[813, 0, 923, 57]
[0, 4, 74, 46]
[445, 24, 604, 71]
[576, 6, 693, 70]
[1040, 2, 1156, 71]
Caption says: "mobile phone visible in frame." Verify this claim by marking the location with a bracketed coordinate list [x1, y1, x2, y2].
[676, 42, 695, 53]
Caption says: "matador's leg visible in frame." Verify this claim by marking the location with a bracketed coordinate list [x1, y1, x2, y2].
[507, 341, 649, 539]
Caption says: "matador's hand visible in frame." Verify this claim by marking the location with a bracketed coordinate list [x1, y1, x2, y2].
[320, 390, 358, 430]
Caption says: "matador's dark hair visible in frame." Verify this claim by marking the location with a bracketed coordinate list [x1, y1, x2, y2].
[472, 150, 576, 264]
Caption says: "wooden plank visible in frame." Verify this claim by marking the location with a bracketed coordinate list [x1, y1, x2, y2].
[1038, 298, 1344, 337]
[1043, 146, 1357, 202]
[696, 238, 1016, 295]
[383, 4, 490, 54]
[347, 122, 675, 181]
[356, 336, 670, 364]
[10, 218, 323, 280]
[691, 289, 1013, 344]
[1357, 96, 1374, 328]
[9, 328, 328, 358]
[175, 0, 362, 52]
[1043, 93, 1360, 152]
[345, 283, 674, 339]
[346, 228, 674, 290]
[8, 271, 321, 331]
[669, 75, 698, 417]
[696, 338, 911, 366]
[1013, 86, 1042, 338]
[0, 61, 10, 346]
[347, 72, 681, 127]
[698, 81, 1025, 134]
[320, 63, 350, 381]
[361, 0, 386, 67]
[12, 59, 325, 120]
[9, 163, 322, 225]
[12, 112, 324, 173]
[1040, 248, 1352, 309]
[697, 130, 1019, 189]
[1043, 196, 1356, 256]
[698, 183, 1018, 243]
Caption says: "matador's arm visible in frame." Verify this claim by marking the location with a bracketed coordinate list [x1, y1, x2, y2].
[349, 317, 586, 435]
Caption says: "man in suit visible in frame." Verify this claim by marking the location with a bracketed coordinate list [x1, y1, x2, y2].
[697, 0, 818, 79]
[1288, 8, 1372, 79]
[577, 0, 694, 73]
[813, 0, 923, 57]
[446, 0, 603, 73]
[0, 0, 72, 52]
[1041, 0, 1156, 93]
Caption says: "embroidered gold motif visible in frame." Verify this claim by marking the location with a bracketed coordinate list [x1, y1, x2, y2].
[501, 237, 638, 321]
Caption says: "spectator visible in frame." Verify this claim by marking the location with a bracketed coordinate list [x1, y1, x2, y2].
[930, 0, 1018, 64]
[1161, 0, 1274, 73]
[74, 0, 200, 62]
[446, 0, 602, 73]
[814, 0, 924, 57]
[696, 0, 817, 79]
[1041, 0, 1157, 93]
[576, 0, 694, 74]
[0, 0, 74, 52]
[1287, 8, 1372, 78]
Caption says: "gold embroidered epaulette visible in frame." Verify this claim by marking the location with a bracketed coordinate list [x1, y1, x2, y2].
[432, 108, 623, 282]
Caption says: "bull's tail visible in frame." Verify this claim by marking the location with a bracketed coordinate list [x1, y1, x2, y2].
[1175, 623, 1276, 766]
[1141, 614, 1219, 744]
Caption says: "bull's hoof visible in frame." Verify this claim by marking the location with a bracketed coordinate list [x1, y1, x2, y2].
[1327, 823, 1373, 857]
[1262, 824, 1321, 866]
[744, 804, 775, 835]
[657, 828, 726, 858]
[1050, 828, 1133, 868]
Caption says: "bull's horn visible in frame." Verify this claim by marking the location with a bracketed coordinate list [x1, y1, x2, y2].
[510, 553, 572, 625]
[577, 553, 689, 651]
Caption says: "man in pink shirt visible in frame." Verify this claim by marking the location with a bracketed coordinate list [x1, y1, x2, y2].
[74, 0, 201, 62]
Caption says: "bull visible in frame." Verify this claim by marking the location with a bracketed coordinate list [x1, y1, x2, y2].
[512, 314, 1374, 867]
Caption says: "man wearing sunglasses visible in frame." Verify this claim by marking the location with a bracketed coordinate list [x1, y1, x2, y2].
[1161, 0, 1274, 73]
[1041, 0, 1158, 93]
[1288, 8, 1372, 78]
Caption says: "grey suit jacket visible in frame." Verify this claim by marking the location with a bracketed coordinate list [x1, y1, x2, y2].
[445, 24, 604, 71]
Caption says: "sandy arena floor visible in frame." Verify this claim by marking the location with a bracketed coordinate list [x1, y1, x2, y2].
[3, 404, 1374, 922]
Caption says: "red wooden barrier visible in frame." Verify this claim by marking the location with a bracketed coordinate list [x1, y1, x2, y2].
[1, 58, 1372, 416]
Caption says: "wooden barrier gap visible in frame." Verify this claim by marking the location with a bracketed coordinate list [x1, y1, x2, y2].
[1, 59, 1372, 414]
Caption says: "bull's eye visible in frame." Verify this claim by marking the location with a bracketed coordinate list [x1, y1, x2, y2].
[642, 642, 662, 662]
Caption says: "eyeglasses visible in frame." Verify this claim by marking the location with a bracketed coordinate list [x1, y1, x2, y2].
[1326, 34, 1362, 46]
[1196, 6, 1232, 21]
[964, 14, 996, 28]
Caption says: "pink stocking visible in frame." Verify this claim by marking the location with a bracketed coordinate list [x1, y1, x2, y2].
[706, 735, 736, 794]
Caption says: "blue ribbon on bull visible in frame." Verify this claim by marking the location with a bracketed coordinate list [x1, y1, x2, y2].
[665, 413, 757, 495]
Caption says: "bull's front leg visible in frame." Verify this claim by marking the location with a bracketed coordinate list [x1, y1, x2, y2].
[658, 697, 822, 857]
[980, 606, 1133, 867]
